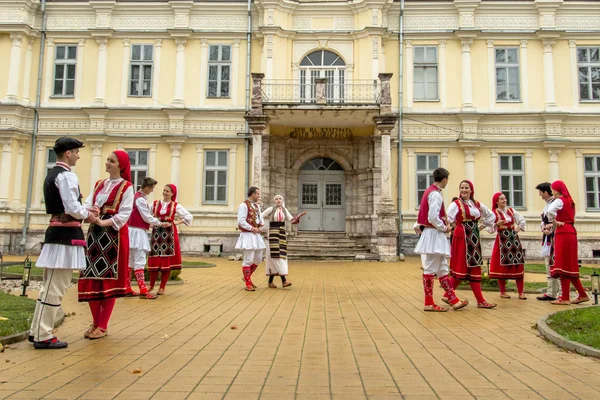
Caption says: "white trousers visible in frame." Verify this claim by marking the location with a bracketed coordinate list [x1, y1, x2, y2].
[243, 249, 264, 267]
[129, 248, 147, 271]
[29, 268, 73, 342]
[544, 256, 561, 297]
[421, 254, 449, 276]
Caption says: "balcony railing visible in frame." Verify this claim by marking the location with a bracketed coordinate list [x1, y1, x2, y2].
[261, 79, 381, 104]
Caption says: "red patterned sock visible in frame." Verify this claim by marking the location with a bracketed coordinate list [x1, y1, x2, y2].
[450, 277, 460, 290]
[243, 266, 253, 287]
[134, 270, 147, 294]
[250, 264, 258, 275]
[423, 274, 435, 306]
[439, 275, 459, 305]
[125, 268, 134, 293]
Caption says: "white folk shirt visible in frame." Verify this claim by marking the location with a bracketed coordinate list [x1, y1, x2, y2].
[55, 163, 89, 221]
[235, 201, 266, 250]
[446, 199, 495, 229]
[414, 190, 451, 256]
[129, 192, 162, 252]
[83, 178, 134, 230]
[157, 200, 193, 226]
[486, 208, 526, 234]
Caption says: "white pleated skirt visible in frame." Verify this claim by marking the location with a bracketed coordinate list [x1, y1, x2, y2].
[235, 232, 266, 250]
[37, 243, 86, 270]
[414, 228, 451, 256]
[128, 227, 151, 252]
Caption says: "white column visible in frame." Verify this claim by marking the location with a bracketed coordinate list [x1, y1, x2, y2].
[228, 145, 237, 207]
[464, 149, 477, 183]
[95, 38, 108, 105]
[170, 144, 182, 187]
[569, 40, 578, 109]
[152, 39, 162, 107]
[75, 39, 85, 104]
[89, 143, 103, 188]
[548, 149, 561, 181]
[441, 148, 450, 205]
[5, 34, 23, 102]
[43, 38, 54, 104]
[525, 149, 534, 211]
[487, 40, 495, 110]
[438, 40, 447, 108]
[461, 39, 473, 109]
[231, 39, 240, 106]
[12, 140, 25, 207]
[252, 135, 262, 188]
[520, 40, 529, 109]
[0, 140, 13, 206]
[199, 39, 208, 106]
[575, 149, 585, 213]
[407, 148, 416, 210]
[380, 133, 392, 201]
[172, 39, 187, 106]
[195, 144, 205, 207]
[405, 40, 413, 108]
[148, 144, 157, 203]
[542, 40, 556, 109]
[34, 142, 47, 208]
[120, 38, 130, 105]
[22, 38, 34, 104]
[491, 148, 500, 193]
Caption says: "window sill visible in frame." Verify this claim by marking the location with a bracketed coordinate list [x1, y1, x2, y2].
[202, 202, 228, 206]
[206, 97, 231, 99]
[128, 95, 152, 98]
[50, 95, 75, 99]
[413, 99, 440, 103]
[496, 100, 522, 103]
[579, 100, 600, 103]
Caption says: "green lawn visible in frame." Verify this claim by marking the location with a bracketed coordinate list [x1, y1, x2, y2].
[0, 292, 36, 338]
[525, 263, 597, 276]
[546, 307, 600, 350]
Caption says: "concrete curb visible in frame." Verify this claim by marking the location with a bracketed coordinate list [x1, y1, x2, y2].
[0, 308, 65, 346]
[537, 307, 600, 360]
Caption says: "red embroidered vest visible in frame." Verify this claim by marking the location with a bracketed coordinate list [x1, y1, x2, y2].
[92, 179, 132, 216]
[494, 207, 516, 230]
[455, 199, 481, 223]
[239, 200, 259, 232]
[417, 184, 446, 228]
[128, 192, 150, 230]
[152, 200, 177, 222]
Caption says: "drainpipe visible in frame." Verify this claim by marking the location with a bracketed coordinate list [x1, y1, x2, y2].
[397, 0, 405, 256]
[20, 0, 47, 255]
[245, 0, 252, 190]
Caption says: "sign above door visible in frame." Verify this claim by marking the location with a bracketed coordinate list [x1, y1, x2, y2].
[290, 127, 353, 140]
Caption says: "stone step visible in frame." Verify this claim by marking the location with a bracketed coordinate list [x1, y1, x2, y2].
[288, 242, 362, 248]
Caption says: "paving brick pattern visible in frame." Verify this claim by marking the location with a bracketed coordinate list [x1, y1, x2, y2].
[1, 258, 600, 400]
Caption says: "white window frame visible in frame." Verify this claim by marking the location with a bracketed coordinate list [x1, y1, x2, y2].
[52, 44, 77, 97]
[416, 154, 440, 208]
[584, 155, 600, 211]
[577, 47, 600, 102]
[413, 46, 439, 101]
[500, 154, 525, 208]
[127, 150, 149, 191]
[495, 47, 520, 101]
[129, 44, 154, 97]
[203, 150, 228, 204]
[45, 148, 57, 177]
[207, 45, 231, 98]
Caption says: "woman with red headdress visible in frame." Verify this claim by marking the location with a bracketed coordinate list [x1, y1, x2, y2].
[78, 150, 134, 339]
[148, 184, 193, 295]
[547, 180, 589, 305]
[445, 180, 497, 308]
[488, 192, 527, 300]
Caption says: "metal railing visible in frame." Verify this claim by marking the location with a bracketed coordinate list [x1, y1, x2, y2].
[262, 79, 381, 104]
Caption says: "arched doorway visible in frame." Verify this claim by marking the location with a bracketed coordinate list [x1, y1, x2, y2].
[300, 50, 346, 102]
[297, 157, 345, 232]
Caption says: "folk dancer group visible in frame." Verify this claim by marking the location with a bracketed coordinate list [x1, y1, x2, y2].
[415, 167, 589, 312]
[29, 137, 190, 349]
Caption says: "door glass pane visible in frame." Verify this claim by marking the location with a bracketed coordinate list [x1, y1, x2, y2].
[325, 184, 342, 206]
[301, 184, 318, 205]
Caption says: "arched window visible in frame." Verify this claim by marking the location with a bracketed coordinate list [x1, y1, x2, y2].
[299, 50, 346, 102]
[301, 157, 344, 171]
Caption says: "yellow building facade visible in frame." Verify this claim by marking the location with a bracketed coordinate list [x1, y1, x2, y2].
[0, 0, 599, 261]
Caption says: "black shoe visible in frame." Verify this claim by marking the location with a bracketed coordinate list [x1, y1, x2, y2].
[28, 335, 34, 343]
[536, 294, 556, 301]
[33, 337, 68, 349]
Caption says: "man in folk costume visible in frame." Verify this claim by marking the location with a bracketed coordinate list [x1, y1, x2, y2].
[126, 177, 169, 299]
[236, 186, 266, 291]
[30, 137, 97, 349]
[414, 168, 468, 312]
[535, 182, 561, 301]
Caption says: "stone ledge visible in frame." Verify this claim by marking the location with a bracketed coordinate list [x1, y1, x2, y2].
[537, 307, 600, 360]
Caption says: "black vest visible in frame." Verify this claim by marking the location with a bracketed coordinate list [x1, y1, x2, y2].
[42, 165, 85, 247]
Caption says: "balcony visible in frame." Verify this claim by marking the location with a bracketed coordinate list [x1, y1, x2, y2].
[262, 79, 381, 104]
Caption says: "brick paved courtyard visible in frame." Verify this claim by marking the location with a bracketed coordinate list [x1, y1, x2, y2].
[1, 257, 599, 400]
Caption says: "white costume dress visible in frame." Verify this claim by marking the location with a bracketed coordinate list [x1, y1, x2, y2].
[262, 206, 295, 276]
[128, 192, 162, 271]
[414, 190, 450, 276]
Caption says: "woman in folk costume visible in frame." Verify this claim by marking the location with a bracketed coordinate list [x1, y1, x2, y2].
[488, 192, 527, 300]
[78, 150, 134, 339]
[547, 180, 589, 305]
[148, 184, 193, 295]
[445, 181, 497, 309]
[261, 195, 306, 288]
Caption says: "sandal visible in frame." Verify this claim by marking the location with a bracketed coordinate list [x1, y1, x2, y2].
[268, 283, 277, 288]
[440, 297, 450, 305]
[519, 294, 527, 300]
[84, 324, 97, 339]
[157, 289, 165, 295]
[571, 296, 590, 304]
[452, 299, 469, 310]
[477, 302, 497, 309]
[500, 293, 511, 299]
[550, 299, 571, 305]
[282, 281, 292, 288]
[424, 304, 448, 312]
[88, 327, 107, 340]
[141, 292, 158, 299]
[126, 290, 140, 297]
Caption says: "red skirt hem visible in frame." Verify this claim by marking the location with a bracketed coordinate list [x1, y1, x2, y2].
[490, 236, 525, 280]
[148, 225, 182, 273]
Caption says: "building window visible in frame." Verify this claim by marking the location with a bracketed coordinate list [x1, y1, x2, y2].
[299, 50, 346, 102]
[496, 48, 520, 101]
[127, 150, 148, 191]
[46, 148, 57, 176]
[208, 45, 231, 98]
[414, 46, 438, 101]
[53, 45, 77, 97]
[129, 44, 153, 97]
[204, 150, 228, 204]
[577, 47, 600, 101]
[584, 156, 600, 210]
[500, 155, 524, 208]
[416, 154, 439, 207]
